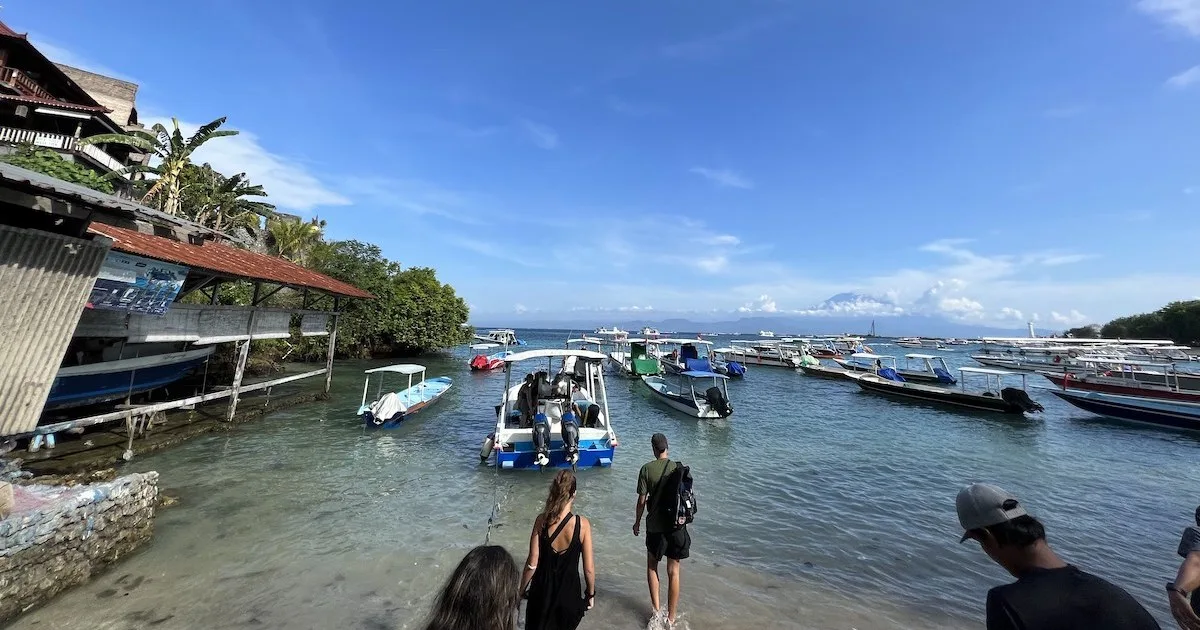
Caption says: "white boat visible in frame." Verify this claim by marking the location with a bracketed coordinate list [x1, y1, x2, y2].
[358, 364, 453, 429]
[641, 370, 733, 419]
[713, 340, 802, 368]
[484, 349, 618, 470]
[1049, 388, 1200, 432]
[640, 327, 661, 339]
[857, 367, 1044, 415]
[895, 337, 923, 348]
[835, 352, 955, 383]
[758, 330, 776, 338]
[474, 329, 525, 346]
[593, 326, 628, 340]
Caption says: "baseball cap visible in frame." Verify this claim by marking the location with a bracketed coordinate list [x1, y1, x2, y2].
[956, 483, 1028, 543]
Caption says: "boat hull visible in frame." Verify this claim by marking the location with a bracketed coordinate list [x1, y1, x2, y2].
[1040, 373, 1200, 402]
[834, 360, 952, 384]
[800, 364, 854, 380]
[856, 376, 1031, 414]
[45, 347, 215, 411]
[1050, 390, 1200, 431]
[494, 438, 616, 470]
[641, 377, 729, 419]
[717, 352, 801, 369]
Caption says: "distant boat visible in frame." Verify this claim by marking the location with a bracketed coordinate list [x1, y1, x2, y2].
[758, 330, 775, 337]
[358, 364, 452, 429]
[640, 327, 661, 339]
[833, 352, 957, 385]
[45, 347, 215, 411]
[474, 329, 526, 346]
[641, 371, 734, 419]
[895, 337, 923, 348]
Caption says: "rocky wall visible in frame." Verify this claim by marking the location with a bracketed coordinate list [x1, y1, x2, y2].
[0, 472, 158, 622]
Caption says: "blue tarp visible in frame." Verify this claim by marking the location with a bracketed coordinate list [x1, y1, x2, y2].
[681, 370, 727, 379]
[684, 358, 712, 373]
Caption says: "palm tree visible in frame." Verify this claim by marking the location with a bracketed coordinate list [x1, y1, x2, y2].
[189, 171, 275, 235]
[267, 216, 325, 264]
[82, 117, 238, 216]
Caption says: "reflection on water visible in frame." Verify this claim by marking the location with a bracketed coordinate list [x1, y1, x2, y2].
[10, 332, 1198, 629]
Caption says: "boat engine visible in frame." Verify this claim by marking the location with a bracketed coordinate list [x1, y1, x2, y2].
[1001, 388, 1044, 413]
[704, 386, 733, 418]
[532, 412, 552, 467]
[561, 412, 580, 466]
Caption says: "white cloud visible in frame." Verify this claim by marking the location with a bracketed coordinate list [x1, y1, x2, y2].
[737, 294, 778, 313]
[514, 304, 528, 314]
[997, 307, 1024, 321]
[937, 296, 985, 317]
[1138, 0, 1200, 37]
[1050, 310, 1089, 325]
[694, 255, 729, 273]
[689, 167, 755, 190]
[702, 234, 741, 246]
[146, 117, 350, 213]
[519, 119, 559, 149]
[1167, 65, 1200, 88]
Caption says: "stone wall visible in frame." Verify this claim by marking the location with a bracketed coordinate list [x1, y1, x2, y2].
[0, 472, 158, 622]
[54, 64, 139, 126]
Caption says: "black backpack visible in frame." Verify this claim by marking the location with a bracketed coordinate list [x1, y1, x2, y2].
[658, 461, 697, 528]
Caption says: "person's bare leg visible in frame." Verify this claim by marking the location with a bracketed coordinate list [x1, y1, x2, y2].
[646, 553, 661, 614]
[667, 558, 681, 623]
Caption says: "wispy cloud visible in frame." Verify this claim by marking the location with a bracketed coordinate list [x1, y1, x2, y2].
[1167, 65, 1200, 88]
[338, 176, 486, 224]
[519, 119, 560, 149]
[1137, 0, 1200, 37]
[27, 33, 138, 83]
[446, 235, 543, 267]
[147, 117, 349, 213]
[689, 167, 755, 189]
[606, 96, 665, 117]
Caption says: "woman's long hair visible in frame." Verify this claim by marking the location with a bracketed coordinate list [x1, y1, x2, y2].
[423, 545, 520, 630]
[540, 470, 577, 528]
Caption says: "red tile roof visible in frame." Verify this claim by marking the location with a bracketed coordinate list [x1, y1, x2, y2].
[0, 20, 26, 39]
[0, 93, 109, 113]
[89, 224, 373, 300]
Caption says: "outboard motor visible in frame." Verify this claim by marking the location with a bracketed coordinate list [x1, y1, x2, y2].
[704, 386, 733, 418]
[532, 412, 552, 467]
[561, 411, 580, 466]
[1001, 388, 1044, 413]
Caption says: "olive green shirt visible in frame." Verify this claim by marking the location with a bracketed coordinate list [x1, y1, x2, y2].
[637, 458, 677, 534]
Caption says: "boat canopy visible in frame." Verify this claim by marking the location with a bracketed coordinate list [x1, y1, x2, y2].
[680, 370, 727, 379]
[566, 337, 605, 344]
[652, 338, 714, 346]
[1078, 356, 1174, 367]
[471, 343, 500, 350]
[850, 352, 892, 360]
[505, 348, 608, 363]
[364, 364, 427, 375]
[904, 353, 941, 359]
[959, 367, 1018, 376]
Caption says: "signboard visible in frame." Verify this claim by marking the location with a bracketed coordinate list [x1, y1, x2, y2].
[87, 251, 188, 316]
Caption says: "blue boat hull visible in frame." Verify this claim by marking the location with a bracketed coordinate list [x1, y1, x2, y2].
[1051, 390, 1200, 431]
[45, 354, 210, 410]
[362, 377, 452, 429]
[494, 438, 615, 470]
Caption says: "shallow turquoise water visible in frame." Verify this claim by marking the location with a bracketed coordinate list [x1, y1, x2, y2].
[12, 331, 1199, 629]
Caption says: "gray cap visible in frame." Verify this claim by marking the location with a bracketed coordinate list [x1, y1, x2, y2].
[956, 483, 1028, 542]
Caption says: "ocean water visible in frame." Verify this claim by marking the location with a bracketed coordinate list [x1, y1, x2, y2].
[12, 330, 1199, 630]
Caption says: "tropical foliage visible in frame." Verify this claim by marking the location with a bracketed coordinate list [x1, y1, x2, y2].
[82, 116, 237, 215]
[0, 145, 114, 194]
[177, 163, 274, 234]
[1098, 300, 1200, 345]
[267, 215, 325, 264]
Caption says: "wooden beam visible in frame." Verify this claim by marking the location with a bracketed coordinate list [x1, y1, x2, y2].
[225, 310, 257, 421]
[252, 283, 286, 306]
[324, 307, 339, 394]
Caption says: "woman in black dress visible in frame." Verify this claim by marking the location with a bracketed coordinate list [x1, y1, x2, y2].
[520, 470, 596, 630]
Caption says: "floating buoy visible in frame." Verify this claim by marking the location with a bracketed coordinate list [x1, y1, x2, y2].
[480, 433, 495, 463]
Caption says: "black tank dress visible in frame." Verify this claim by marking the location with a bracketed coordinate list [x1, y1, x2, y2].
[526, 514, 587, 630]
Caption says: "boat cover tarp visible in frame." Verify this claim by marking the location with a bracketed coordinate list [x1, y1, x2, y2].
[933, 367, 956, 384]
[370, 392, 407, 421]
[878, 367, 906, 382]
[685, 358, 713, 373]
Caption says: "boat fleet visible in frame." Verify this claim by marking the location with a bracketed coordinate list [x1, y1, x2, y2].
[355, 330, 1200, 473]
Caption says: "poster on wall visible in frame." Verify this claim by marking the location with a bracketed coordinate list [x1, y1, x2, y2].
[87, 251, 189, 316]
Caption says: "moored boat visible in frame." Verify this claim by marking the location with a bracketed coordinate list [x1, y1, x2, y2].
[1049, 389, 1200, 432]
[714, 340, 803, 368]
[641, 370, 733, 419]
[474, 329, 526, 346]
[45, 346, 215, 411]
[608, 338, 660, 377]
[485, 349, 618, 470]
[358, 364, 453, 429]
[1039, 358, 1200, 401]
[856, 367, 1044, 415]
[799, 362, 856, 380]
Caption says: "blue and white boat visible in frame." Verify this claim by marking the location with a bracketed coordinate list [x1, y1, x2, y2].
[641, 370, 734, 419]
[45, 346, 215, 411]
[482, 349, 618, 470]
[1049, 388, 1200, 432]
[358, 364, 452, 429]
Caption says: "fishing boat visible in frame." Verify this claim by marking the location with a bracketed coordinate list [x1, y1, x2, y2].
[833, 352, 956, 384]
[641, 370, 734, 419]
[714, 340, 803, 368]
[45, 346, 215, 411]
[1039, 358, 1200, 401]
[483, 349, 618, 469]
[856, 367, 1045, 415]
[758, 330, 776, 338]
[896, 337, 923, 348]
[608, 338, 660, 377]
[358, 364, 453, 429]
[594, 326, 628, 341]
[1048, 389, 1200, 431]
[799, 362, 856, 380]
[473, 329, 526, 346]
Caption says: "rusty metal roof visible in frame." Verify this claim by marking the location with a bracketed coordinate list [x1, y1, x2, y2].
[89, 224, 374, 300]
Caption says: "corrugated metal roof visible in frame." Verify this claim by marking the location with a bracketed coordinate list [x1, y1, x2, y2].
[89, 224, 373, 299]
[0, 225, 112, 437]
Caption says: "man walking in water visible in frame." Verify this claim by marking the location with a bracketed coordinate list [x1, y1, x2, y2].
[634, 433, 689, 625]
[956, 483, 1159, 630]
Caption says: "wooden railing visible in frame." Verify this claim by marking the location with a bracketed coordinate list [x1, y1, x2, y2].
[0, 67, 57, 101]
[0, 126, 129, 176]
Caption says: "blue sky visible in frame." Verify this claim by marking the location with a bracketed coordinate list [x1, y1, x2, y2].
[10, 0, 1200, 327]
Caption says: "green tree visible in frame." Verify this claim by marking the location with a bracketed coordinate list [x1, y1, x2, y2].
[267, 216, 326, 264]
[177, 163, 274, 235]
[0, 145, 114, 194]
[1064, 324, 1100, 339]
[306, 239, 471, 357]
[82, 117, 237, 216]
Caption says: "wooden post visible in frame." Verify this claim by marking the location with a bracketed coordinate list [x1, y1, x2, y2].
[324, 300, 340, 394]
[226, 310, 257, 422]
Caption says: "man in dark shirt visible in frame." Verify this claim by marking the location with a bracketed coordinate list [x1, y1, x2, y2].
[633, 433, 688, 626]
[956, 483, 1160, 630]
[1168, 504, 1200, 630]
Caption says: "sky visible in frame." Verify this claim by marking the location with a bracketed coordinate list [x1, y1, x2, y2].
[9, 0, 1200, 328]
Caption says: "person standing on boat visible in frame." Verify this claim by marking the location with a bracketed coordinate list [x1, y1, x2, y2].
[634, 433, 689, 626]
[955, 483, 1160, 630]
[422, 545, 522, 630]
[1168, 505, 1200, 630]
[521, 470, 595, 630]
